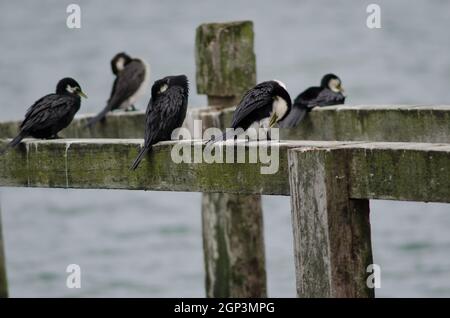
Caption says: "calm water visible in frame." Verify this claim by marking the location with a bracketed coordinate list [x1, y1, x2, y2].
[0, 0, 449, 297]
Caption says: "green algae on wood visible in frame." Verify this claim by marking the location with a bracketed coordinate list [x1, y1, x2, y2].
[195, 21, 256, 102]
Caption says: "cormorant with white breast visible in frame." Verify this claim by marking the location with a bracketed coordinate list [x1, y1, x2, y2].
[130, 75, 189, 170]
[3, 77, 87, 152]
[279, 73, 345, 128]
[86, 52, 150, 127]
[211, 80, 291, 142]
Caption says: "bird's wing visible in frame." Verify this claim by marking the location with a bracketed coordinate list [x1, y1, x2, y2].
[278, 107, 307, 128]
[144, 86, 187, 146]
[20, 94, 75, 132]
[231, 83, 274, 128]
[294, 87, 322, 109]
[313, 89, 345, 107]
[106, 60, 146, 110]
[298, 88, 345, 108]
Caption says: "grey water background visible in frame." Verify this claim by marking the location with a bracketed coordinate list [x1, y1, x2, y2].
[0, 0, 449, 297]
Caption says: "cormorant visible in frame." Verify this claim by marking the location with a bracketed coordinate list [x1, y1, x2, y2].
[86, 52, 150, 127]
[130, 75, 189, 170]
[4, 77, 86, 151]
[279, 73, 345, 128]
[212, 80, 291, 142]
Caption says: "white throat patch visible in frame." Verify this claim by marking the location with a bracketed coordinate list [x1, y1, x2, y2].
[329, 79, 341, 93]
[116, 57, 125, 72]
[272, 96, 288, 120]
[159, 84, 168, 93]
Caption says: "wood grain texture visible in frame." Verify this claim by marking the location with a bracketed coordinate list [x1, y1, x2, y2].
[0, 140, 448, 203]
[288, 147, 374, 298]
[0, 208, 7, 298]
[195, 20, 266, 298]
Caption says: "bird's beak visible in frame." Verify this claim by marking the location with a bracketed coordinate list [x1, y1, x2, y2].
[78, 90, 88, 99]
[269, 113, 278, 128]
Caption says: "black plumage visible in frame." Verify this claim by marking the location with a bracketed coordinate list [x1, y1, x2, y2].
[214, 80, 291, 142]
[130, 75, 189, 170]
[279, 73, 345, 128]
[4, 78, 86, 151]
[87, 52, 149, 127]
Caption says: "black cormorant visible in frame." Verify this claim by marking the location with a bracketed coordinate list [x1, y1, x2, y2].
[4, 77, 86, 150]
[213, 80, 291, 142]
[279, 73, 345, 128]
[86, 52, 150, 127]
[130, 75, 189, 170]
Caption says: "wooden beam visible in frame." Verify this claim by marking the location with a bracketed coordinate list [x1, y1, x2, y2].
[1, 105, 449, 143]
[0, 206, 7, 298]
[0, 140, 448, 204]
[195, 20, 266, 298]
[288, 147, 373, 297]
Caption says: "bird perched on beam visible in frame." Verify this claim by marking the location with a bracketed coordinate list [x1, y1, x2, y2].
[3, 77, 86, 152]
[86, 52, 150, 127]
[279, 73, 345, 128]
[210, 80, 291, 142]
[130, 75, 189, 170]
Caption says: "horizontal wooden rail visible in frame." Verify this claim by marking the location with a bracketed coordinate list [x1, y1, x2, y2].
[0, 105, 449, 142]
[0, 139, 448, 203]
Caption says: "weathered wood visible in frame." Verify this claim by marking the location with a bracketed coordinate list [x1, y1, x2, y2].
[202, 193, 266, 297]
[0, 206, 7, 298]
[281, 105, 450, 143]
[195, 21, 256, 103]
[0, 140, 449, 204]
[195, 20, 266, 298]
[1, 105, 449, 143]
[288, 147, 374, 297]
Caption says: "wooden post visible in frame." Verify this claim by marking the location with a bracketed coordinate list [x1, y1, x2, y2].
[0, 207, 8, 298]
[288, 147, 374, 298]
[195, 21, 267, 297]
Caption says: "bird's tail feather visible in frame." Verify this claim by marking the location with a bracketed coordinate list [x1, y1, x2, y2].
[86, 106, 111, 128]
[0, 132, 26, 155]
[278, 107, 308, 128]
[130, 146, 149, 171]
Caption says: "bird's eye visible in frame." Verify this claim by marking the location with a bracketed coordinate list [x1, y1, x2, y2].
[66, 85, 76, 93]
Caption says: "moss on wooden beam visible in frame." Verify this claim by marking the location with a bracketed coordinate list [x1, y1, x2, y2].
[281, 105, 450, 143]
[0, 105, 449, 143]
[0, 139, 448, 203]
[195, 21, 256, 98]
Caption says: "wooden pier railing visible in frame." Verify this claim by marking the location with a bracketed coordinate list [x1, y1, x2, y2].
[0, 138, 448, 297]
[0, 19, 449, 298]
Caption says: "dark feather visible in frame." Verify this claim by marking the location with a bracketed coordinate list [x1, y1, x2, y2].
[279, 86, 345, 128]
[130, 75, 189, 170]
[231, 81, 290, 131]
[87, 59, 146, 127]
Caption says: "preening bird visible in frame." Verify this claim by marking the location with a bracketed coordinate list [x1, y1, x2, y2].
[212, 80, 292, 142]
[130, 75, 189, 170]
[4, 77, 86, 151]
[86, 52, 150, 127]
[279, 73, 345, 128]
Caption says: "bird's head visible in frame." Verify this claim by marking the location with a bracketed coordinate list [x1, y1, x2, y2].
[321, 73, 344, 94]
[111, 52, 132, 75]
[268, 79, 292, 126]
[151, 75, 189, 98]
[56, 77, 87, 98]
